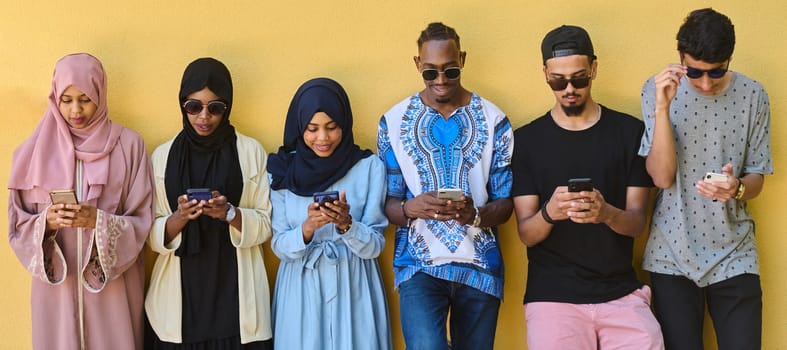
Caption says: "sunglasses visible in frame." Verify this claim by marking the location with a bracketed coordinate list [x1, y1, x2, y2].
[421, 67, 462, 81]
[182, 99, 228, 116]
[684, 65, 728, 79]
[546, 75, 592, 91]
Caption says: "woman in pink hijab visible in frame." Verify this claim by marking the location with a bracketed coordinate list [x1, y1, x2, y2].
[7, 53, 155, 350]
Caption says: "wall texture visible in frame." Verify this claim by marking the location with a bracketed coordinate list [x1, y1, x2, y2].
[1, 1, 785, 349]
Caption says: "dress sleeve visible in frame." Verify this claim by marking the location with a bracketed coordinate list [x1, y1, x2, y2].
[7, 190, 67, 284]
[269, 188, 310, 261]
[339, 158, 388, 259]
[147, 141, 182, 254]
[229, 141, 273, 248]
[83, 136, 155, 293]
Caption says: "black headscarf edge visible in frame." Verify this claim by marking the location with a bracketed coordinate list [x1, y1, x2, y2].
[165, 57, 243, 256]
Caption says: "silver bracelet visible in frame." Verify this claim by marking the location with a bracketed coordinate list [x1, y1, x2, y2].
[472, 206, 482, 227]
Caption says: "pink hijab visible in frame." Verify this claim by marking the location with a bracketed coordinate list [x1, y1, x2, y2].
[8, 53, 122, 201]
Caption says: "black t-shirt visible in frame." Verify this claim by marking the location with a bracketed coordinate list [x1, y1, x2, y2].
[512, 105, 653, 304]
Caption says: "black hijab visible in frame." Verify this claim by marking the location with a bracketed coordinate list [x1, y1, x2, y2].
[267, 77, 372, 196]
[164, 57, 243, 256]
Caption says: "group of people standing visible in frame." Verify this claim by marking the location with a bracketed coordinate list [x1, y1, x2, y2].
[7, 7, 770, 350]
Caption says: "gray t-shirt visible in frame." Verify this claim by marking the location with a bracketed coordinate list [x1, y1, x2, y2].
[638, 72, 773, 287]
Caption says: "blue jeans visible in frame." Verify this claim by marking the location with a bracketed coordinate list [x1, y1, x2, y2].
[398, 272, 500, 350]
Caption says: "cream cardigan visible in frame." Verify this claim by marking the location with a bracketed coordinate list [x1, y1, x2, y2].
[145, 132, 273, 344]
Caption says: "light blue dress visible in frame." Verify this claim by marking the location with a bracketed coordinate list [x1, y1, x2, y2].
[270, 156, 392, 350]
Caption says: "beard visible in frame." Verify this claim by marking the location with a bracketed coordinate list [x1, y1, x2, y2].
[560, 92, 585, 116]
[561, 103, 586, 116]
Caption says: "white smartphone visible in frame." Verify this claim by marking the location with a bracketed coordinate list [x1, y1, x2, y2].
[703, 172, 728, 183]
[437, 188, 464, 201]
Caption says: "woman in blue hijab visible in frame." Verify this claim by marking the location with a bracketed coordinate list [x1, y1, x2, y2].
[267, 77, 391, 349]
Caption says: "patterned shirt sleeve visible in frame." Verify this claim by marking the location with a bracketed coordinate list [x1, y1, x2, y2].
[743, 85, 773, 175]
[488, 116, 513, 200]
[377, 115, 407, 198]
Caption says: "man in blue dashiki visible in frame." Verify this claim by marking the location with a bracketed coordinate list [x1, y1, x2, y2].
[376, 22, 513, 350]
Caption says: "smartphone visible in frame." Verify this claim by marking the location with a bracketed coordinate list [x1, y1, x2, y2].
[437, 188, 464, 201]
[187, 188, 213, 202]
[49, 189, 77, 205]
[703, 172, 728, 183]
[313, 191, 340, 207]
[568, 178, 593, 192]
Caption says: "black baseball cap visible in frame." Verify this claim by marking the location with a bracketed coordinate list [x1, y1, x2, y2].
[541, 25, 596, 63]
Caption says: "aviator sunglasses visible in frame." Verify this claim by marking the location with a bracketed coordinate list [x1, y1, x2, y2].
[684, 65, 728, 79]
[546, 75, 592, 91]
[183, 99, 228, 116]
[421, 67, 462, 81]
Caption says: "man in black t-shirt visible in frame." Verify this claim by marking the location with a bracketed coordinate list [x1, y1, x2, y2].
[511, 25, 663, 349]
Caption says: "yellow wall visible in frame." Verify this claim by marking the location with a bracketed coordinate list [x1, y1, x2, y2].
[1, 1, 785, 349]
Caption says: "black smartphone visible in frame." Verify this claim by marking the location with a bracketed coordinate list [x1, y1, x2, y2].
[313, 191, 340, 207]
[50, 189, 78, 205]
[568, 178, 593, 192]
[187, 188, 212, 202]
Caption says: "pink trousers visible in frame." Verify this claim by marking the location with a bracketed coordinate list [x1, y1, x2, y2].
[525, 285, 664, 350]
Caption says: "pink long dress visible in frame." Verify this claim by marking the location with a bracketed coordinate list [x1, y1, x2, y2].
[9, 128, 154, 350]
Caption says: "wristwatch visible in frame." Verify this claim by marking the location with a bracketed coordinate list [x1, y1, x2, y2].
[224, 202, 236, 222]
[337, 215, 353, 234]
[734, 178, 746, 200]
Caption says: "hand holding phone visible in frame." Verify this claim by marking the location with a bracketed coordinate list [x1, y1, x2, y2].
[567, 178, 593, 213]
[46, 189, 83, 231]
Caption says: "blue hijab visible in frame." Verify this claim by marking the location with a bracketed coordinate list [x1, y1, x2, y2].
[267, 77, 372, 196]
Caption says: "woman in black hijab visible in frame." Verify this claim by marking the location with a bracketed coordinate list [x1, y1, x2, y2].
[146, 57, 273, 349]
[267, 78, 392, 349]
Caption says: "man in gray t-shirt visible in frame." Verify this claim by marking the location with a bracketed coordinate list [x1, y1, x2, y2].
[638, 8, 772, 350]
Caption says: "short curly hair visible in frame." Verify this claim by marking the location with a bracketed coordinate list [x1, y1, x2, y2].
[677, 8, 735, 63]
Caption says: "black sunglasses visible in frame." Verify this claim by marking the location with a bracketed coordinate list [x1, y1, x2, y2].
[546, 75, 592, 91]
[421, 67, 462, 81]
[183, 99, 228, 116]
[685, 65, 728, 79]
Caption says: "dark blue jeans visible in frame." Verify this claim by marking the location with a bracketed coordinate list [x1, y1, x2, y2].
[398, 272, 501, 350]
